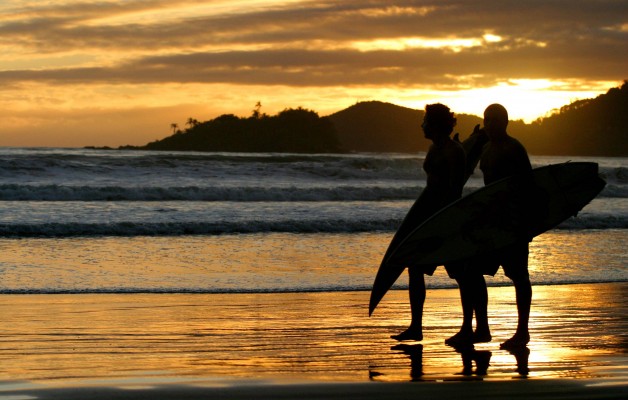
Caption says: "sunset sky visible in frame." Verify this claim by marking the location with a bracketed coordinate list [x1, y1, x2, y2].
[0, 0, 625, 147]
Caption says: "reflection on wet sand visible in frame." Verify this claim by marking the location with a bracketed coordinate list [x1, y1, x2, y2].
[454, 345, 492, 378]
[371, 343, 531, 382]
[0, 284, 625, 385]
[369, 283, 626, 382]
[390, 344, 424, 381]
[508, 346, 531, 377]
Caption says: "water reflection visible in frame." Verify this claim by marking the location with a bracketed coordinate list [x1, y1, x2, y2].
[0, 284, 624, 384]
[454, 345, 492, 377]
[391, 344, 424, 381]
[507, 346, 531, 377]
[368, 283, 626, 382]
[372, 343, 530, 382]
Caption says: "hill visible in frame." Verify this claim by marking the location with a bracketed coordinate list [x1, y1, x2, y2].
[327, 101, 423, 152]
[327, 101, 484, 153]
[526, 81, 628, 156]
[124, 107, 342, 153]
[328, 81, 627, 156]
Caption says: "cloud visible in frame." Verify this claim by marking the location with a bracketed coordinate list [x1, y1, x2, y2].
[0, 0, 625, 87]
[0, 43, 624, 89]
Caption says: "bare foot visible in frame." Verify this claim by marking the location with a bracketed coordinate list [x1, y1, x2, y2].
[445, 330, 473, 347]
[391, 327, 423, 341]
[472, 330, 492, 344]
[500, 332, 530, 349]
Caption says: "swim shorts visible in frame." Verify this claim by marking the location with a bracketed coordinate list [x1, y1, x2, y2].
[470, 242, 529, 280]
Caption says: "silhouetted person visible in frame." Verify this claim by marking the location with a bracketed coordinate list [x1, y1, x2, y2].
[468, 103, 533, 349]
[391, 104, 466, 341]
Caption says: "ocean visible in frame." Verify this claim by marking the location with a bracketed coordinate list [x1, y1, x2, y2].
[0, 148, 626, 294]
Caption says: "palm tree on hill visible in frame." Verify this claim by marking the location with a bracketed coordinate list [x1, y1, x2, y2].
[186, 118, 199, 129]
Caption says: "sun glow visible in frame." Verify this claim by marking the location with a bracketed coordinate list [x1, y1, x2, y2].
[0, 79, 620, 146]
[352, 34, 503, 52]
[411, 79, 619, 123]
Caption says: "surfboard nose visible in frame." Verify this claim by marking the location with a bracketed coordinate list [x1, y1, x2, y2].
[369, 264, 406, 316]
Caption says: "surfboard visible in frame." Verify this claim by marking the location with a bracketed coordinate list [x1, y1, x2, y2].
[369, 162, 606, 315]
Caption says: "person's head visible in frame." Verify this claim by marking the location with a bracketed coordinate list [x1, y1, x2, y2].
[422, 103, 456, 141]
[483, 103, 509, 138]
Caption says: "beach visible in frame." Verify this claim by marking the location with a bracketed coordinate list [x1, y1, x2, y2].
[0, 148, 626, 398]
[1, 283, 626, 398]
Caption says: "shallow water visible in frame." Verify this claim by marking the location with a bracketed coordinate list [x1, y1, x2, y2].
[0, 231, 625, 294]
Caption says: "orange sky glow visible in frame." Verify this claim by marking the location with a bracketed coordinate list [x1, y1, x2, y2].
[0, 0, 625, 147]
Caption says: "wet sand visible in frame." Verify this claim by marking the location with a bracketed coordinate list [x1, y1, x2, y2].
[0, 283, 626, 398]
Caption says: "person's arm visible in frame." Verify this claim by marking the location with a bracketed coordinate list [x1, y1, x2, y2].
[461, 124, 489, 181]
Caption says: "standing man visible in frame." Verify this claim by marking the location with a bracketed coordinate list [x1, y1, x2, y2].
[473, 103, 533, 349]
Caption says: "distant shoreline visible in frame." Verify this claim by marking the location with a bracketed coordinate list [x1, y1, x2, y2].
[81, 145, 627, 158]
[86, 81, 627, 157]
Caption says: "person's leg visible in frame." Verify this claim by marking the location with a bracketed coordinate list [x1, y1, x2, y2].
[459, 278, 474, 334]
[471, 274, 491, 342]
[501, 246, 531, 348]
[445, 276, 473, 346]
[501, 275, 531, 348]
[391, 268, 425, 341]
[445, 273, 491, 346]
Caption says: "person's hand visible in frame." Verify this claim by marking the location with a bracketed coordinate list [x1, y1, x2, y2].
[470, 124, 488, 144]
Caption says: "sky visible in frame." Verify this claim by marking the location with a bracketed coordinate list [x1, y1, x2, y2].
[0, 0, 625, 147]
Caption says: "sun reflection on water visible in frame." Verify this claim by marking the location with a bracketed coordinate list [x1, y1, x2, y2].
[0, 283, 624, 385]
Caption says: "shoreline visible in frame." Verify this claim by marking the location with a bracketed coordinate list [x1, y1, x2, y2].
[0, 278, 626, 295]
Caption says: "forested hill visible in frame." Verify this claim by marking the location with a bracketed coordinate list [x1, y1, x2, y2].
[525, 81, 628, 156]
[116, 81, 626, 156]
[128, 107, 342, 153]
[329, 81, 627, 156]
